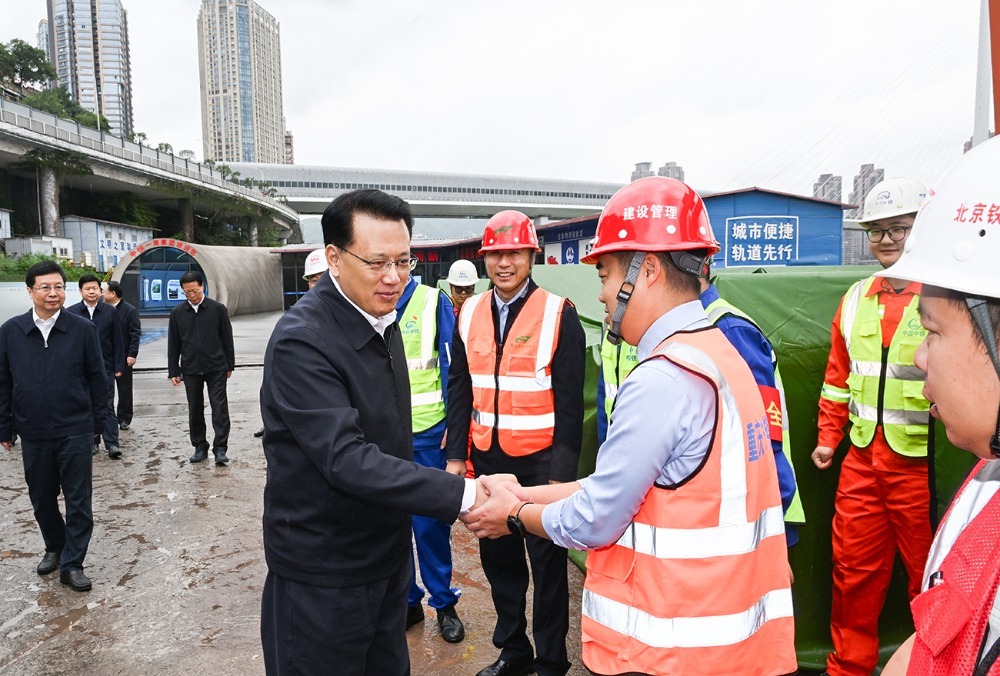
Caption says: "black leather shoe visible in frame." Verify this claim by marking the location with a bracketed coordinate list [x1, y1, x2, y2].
[92, 443, 99, 456]
[475, 658, 535, 676]
[107, 445, 122, 459]
[36, 552, 59, 575]
[436, 604, 465, 643]
[214, 449, 229, 465]
[119, 422, 130, 430]
[406, 604, 424, 629]
[60, 568, 92, 592]
[253, 427, 265, 438]
[189, 447, 208, 463]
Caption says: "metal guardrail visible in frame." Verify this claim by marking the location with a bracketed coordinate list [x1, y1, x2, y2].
[0, 98, 297, 223]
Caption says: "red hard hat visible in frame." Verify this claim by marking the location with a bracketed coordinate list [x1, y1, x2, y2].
[582, 177, 720, 264]
[479, 210, 541, 255]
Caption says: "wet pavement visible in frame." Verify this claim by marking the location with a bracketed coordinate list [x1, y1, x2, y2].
[0, 312, 586, 675]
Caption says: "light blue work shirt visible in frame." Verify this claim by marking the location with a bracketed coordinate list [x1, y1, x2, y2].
[494, 282, 530, 337]
[542, 300, 716, 551]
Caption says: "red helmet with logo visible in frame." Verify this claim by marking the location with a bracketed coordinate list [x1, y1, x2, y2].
[479, 210, 541, 255]
[582, 177, 719, 264]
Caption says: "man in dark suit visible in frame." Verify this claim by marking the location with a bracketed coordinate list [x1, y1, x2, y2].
[67, 273, 124, 459]
[103, 281, 141, 430]
[167, 271, 235, 465]
[259, 189, 484, 675]
[0, 260, 107, 592]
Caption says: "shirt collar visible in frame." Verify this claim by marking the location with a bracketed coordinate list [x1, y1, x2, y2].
[636, 300, 711, 360]
[330, 270, 397, 334]
[492, 281, 530, 310]
[867, 276, 922, 298]
[32, 308, 60, 325]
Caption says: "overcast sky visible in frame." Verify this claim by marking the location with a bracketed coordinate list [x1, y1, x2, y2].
[3, 1, 985, 198]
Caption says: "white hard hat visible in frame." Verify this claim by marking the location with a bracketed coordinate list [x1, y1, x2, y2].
[860, 177, 928, 226]
[446, 259, 478, 287]
[303, 248, 328, 279]
[877, 137, 999, 299]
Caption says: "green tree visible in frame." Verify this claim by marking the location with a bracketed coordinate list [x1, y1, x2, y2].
[156, 142, 173, 154]
[21, 87, 110, 132]
[0, 39, 56, 87]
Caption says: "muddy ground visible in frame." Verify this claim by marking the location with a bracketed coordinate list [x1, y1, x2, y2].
[0, 314, 585, 675]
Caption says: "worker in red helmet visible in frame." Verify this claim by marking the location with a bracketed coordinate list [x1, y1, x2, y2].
[446, 210, 586, 676]
[465, 178, 796, 676]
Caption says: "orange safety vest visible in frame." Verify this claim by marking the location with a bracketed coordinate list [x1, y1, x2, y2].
[581, 328, 797, 676]
[908, 459, 1000, 675]
[457, 287, 564, 456]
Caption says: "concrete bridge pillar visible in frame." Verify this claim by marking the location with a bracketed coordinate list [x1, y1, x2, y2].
[39, 167, 59, 237]
[179, 199, 194, 241]
[248, 217, 259, 247]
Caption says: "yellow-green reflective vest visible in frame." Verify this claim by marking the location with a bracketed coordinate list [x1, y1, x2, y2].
[600, 332, 638, 421]
[840, 277, 929, 457]
[400, 284, 446, 433]
[703, 296, 806, 525]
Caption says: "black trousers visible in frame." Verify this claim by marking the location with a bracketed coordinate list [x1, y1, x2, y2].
[182, 371, 230, 452]
[115, 364, 133, 425]
[97, 371, 118, 449]
[480, 533, 571, 676]
[21, 432, 93, 571]
[260, 569, 410, 676]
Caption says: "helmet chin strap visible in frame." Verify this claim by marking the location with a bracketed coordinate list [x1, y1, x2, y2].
[607, 252, 645, 346]
[966, 297, 1000, 457]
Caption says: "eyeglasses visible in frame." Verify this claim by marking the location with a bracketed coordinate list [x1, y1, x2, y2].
[182, 288, 203, 296]
[865, 225, 911, 243]
[451, 285, 476, 295]
[32, 284, 66, 293]
[339, 247, 418, 276]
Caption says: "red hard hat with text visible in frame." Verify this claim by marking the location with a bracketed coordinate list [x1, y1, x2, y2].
[582, 177, 719, 264]
[479, 210, 541, 255]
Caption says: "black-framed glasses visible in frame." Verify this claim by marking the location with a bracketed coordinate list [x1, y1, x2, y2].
[339, 247, 418, 276]
[451, 285, 476, 295]
[865, 225, 911, 243]
[32, 284, 66, 293]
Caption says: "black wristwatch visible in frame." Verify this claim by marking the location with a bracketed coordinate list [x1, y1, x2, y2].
[506, 501, 532, 538]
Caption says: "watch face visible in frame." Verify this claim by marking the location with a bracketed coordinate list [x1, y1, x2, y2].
[506, 515, 526, 538]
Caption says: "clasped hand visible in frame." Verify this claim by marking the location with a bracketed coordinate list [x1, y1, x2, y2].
[459, 474, 529, 539]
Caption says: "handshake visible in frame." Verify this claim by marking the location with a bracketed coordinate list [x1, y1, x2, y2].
[460, 474, 533, 540]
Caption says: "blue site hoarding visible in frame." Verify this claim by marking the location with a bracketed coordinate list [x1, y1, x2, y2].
[535, 188, 845, 269]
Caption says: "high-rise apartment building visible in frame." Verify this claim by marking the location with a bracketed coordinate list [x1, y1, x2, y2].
[657, 161, 684, 181]
[847, 164, 884, 218]
[813, 173, 842, 203]
[198, 0, 287, 164]
[631, 162, 655, 182]
[46, 0, 134, 138]
[37, 20, 49, 57]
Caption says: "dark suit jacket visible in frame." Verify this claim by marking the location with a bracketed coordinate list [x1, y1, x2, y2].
[260, 272, 465, 588]
[114, 300, 141, 359]
[167, 297, 235, 377]
[67, 300, 124, 375]
[0, 310, 107, 441]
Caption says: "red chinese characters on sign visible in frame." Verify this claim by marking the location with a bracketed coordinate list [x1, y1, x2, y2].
[955, 202, 1000, 225]
[129, 240, 197, 257]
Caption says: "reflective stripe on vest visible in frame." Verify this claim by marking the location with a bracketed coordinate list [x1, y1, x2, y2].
[704, 296, 805, 526]
[839, 276, 929, 456]
[581, 329, 796, 676]
[599, 332, 638, 421]
[458, 288, 563, 455]
[400, 284, 446, 433]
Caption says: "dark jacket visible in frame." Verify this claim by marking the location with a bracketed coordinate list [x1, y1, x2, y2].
[114, 300, 141, 359]
[0, 309, 107, 442]
[446, 278, 586, 483]
[261, 272, 465, 588]
[167, 297, 235, 377]
[67, 299, 125, 374]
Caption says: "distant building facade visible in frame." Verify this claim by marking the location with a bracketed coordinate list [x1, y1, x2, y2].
[657, 162, 684, 181]
[813, 173, 842, 203]
[61, 215, 155, 271]
[37, 20, 49, 59]
[45, 0, 134, 138]
[631, 162, 655, 181]
[846, 163, 884, 218]
[197, 0, 288, 164]
[284, 127, 294, 164]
